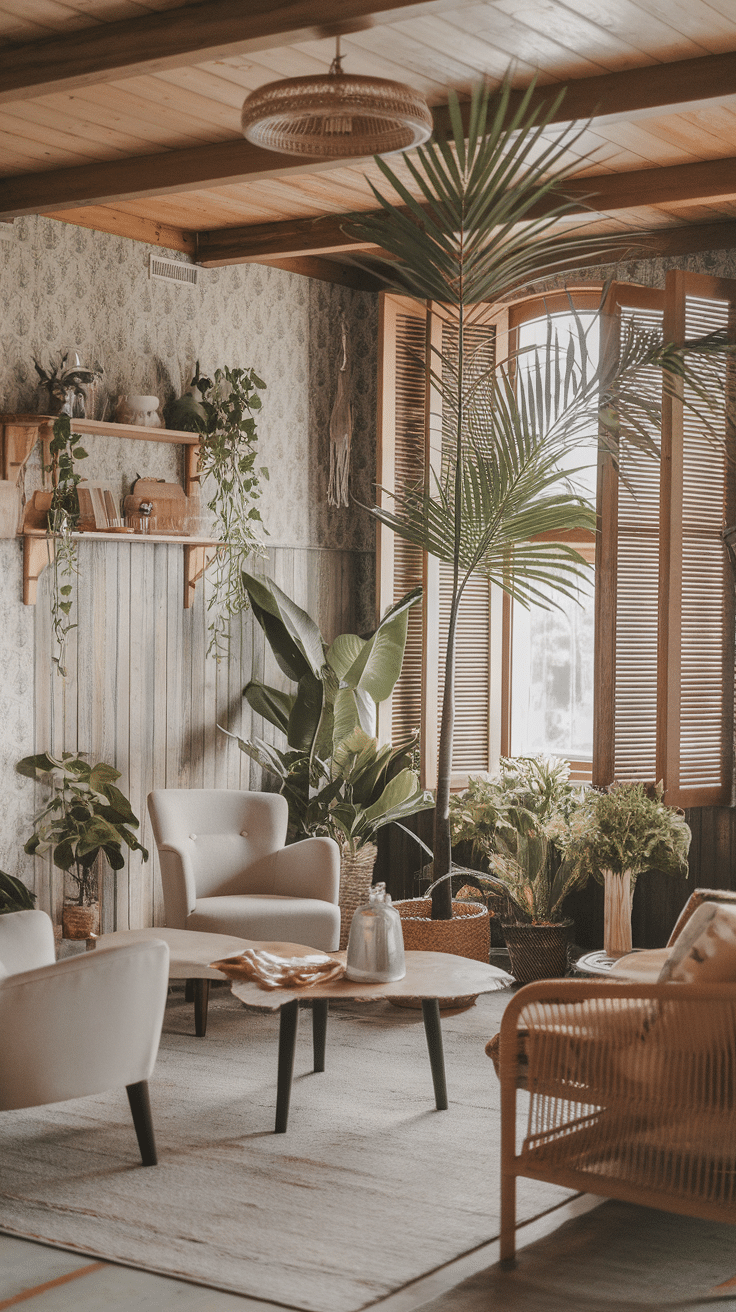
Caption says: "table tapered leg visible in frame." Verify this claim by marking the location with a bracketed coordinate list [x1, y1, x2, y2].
[421, 999, 448, 1110]
[311, 999, 328, 1072]
[193, 979, 210, 1037]
[275, 999, 299, 1133]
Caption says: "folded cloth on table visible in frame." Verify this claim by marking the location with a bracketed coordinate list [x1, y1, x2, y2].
[210, 948, 346, 990]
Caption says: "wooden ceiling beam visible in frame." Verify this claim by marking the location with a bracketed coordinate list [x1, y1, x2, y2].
[194, 159, 736, 265]
[0, 0, 453, 105]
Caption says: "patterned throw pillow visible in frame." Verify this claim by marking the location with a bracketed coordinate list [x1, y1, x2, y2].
[657, 901, 736, 984]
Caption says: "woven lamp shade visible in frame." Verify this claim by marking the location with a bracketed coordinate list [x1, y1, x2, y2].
[241, 71, 433, 159]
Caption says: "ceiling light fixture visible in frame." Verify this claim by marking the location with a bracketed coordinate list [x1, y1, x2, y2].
[241, 37, 433, 160]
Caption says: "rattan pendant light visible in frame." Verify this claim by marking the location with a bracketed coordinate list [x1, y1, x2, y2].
[241, 38, 433, 159]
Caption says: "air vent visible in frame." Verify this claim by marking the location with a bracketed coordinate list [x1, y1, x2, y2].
[148, 254, 200, 286]
[0, 221, 15, 242]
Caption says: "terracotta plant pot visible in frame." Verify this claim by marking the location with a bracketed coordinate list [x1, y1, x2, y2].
[61, 902, 99, 940]
[501, 918, 573, 983]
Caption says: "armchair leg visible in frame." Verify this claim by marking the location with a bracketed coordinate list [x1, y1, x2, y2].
[312, 999, 328, 1072]
[126, 1080, 157, 1167]
[193, 979, 210, 1037]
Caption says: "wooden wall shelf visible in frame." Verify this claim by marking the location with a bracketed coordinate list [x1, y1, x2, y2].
[23, 531, 219, 606]
[2, 413, 211, 608]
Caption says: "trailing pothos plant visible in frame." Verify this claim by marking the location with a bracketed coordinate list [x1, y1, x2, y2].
[195, 366, 269, 657]
[45, 415, 88, 677]
[17, 751, 148, 907]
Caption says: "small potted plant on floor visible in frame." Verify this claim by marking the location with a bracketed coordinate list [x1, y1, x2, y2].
[574, 780, 691, 957]
[441, 756, 590, 981]
[16, 751, 148, 939]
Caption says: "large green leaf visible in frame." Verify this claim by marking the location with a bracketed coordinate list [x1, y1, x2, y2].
[242, 571, 325, 681]
[328, 586, 422, 703]
[242, 679, 294, 736]
[287, 672, 324, 751]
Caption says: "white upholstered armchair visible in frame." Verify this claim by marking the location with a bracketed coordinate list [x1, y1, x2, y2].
[0, 910, 169, 1166]
[147, 789, 341, 949]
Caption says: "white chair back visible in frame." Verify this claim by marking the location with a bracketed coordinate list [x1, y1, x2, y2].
[148, 789, 289, 898]
[0, 909, 56, 976]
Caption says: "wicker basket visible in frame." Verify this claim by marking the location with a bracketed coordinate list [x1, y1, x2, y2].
[338, 842, 377, 950]
[62, 902, 99, 940]
[501, 918, 573, 983]
[391, 898, 491, 1009]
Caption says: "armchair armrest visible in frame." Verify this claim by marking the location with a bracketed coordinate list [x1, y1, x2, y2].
[156, 843, 197, 927]
[244, 837, 340, 903]
[0, 939, 169, 1110]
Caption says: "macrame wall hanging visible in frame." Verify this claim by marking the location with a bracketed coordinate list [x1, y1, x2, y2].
[328, 315, 352, 508]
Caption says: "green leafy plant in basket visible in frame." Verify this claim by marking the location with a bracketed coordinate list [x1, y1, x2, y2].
[16, 753, 148, 933]
[573, 780, 690, 956]
[444, 756, 589, 925]
[227, 571, 426, 842]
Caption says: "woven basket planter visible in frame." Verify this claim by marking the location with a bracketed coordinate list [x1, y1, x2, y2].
[61, 902, 99, 940]
[391, 897, 491, 1008]
[338, 842, 377, 950]
[501, 918, 573, 984]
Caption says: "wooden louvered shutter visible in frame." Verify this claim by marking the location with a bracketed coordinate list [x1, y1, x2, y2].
[594, 275, 735, 806]
[377, 296, 499, 789]
[376, 294, 429, 766]
[594, 283, 665, 786]
[659, 271, 735, 806]
[437, 315, 497, 788]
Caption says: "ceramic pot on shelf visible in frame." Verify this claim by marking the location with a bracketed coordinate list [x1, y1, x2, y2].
[115, 395, 162, 427]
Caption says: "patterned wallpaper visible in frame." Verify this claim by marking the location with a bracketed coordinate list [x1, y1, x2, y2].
[0, 215, 377, 881]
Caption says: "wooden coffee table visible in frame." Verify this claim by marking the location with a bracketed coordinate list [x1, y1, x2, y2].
[229, 949, 513, 1132]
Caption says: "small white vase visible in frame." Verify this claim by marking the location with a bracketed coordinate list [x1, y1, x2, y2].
[603, 869, 633, 957]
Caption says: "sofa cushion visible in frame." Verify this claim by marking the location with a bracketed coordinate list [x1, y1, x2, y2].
[658, 902, 736, 984]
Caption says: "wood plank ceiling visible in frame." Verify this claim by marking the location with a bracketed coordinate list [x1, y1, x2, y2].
[3, 0, 736, 283]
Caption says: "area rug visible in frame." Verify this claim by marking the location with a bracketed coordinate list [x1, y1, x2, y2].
[0, 986, 572, 1312]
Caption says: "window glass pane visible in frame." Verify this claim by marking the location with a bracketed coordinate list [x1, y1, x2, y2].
[510, 310, 597, 764]
[510, 571, 594, 762]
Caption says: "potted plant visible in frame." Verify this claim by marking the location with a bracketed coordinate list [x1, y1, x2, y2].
[224, 572, 431, 945]
[16, 751, 149, 939]
[443, 756, 589, 980]
[0, 870, 36, 915]
[349, 77, 723, 938]
[574, 780, 691, 957]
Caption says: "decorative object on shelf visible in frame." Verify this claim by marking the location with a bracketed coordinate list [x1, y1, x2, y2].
[33, 351, 102, 418]
[328, 315, 352, 508]
[77, 481, 119, 531]
[44, 415, 88, 677]
[16, 751, 148, 941]
[123, 477, 195, 535]
[346, 882, 405, 983]
[240, 35, 432, 160]
[194, 365, 269, 656]
[575, 781, 691, 958]
[114, 395, 162, 427]
[0, 869, 36, 915]
[164, 361, 209, 432]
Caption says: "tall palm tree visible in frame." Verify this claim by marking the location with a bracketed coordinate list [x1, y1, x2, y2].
[349, 80, 723, 918]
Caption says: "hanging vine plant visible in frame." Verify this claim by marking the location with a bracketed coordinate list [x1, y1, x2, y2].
[45, 415, 88, 677]
[195, 365, 269, 657]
